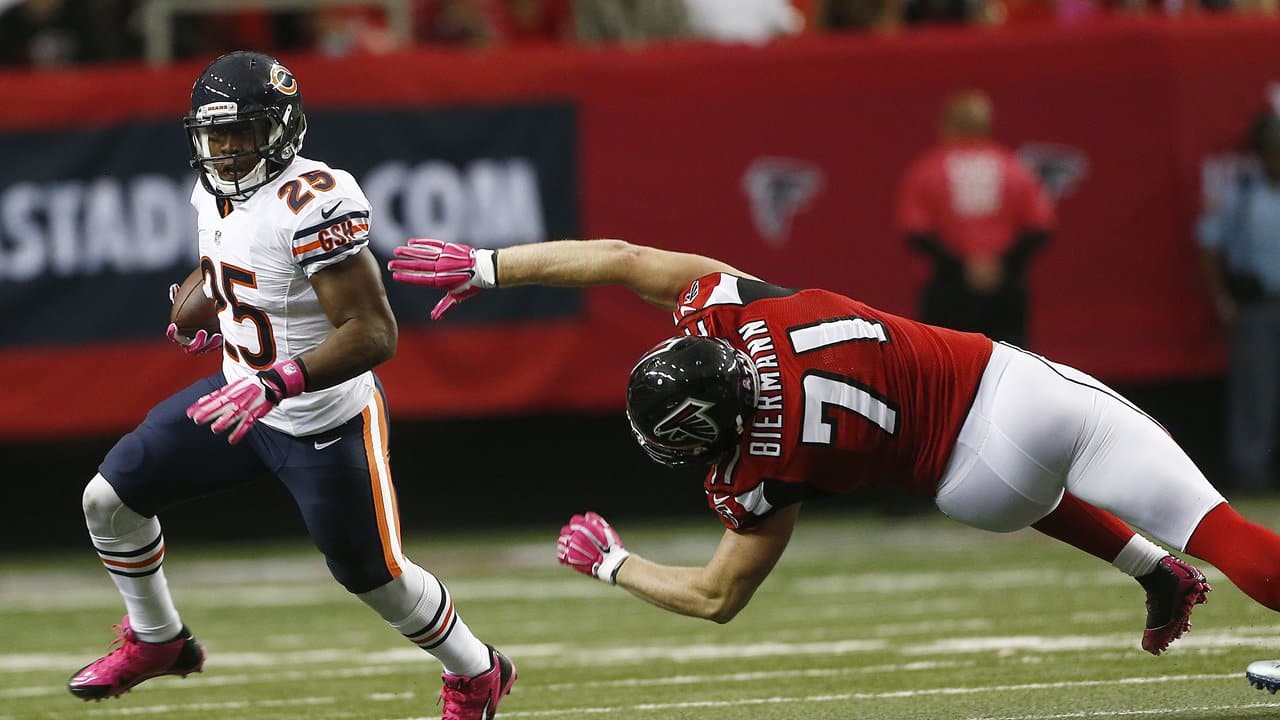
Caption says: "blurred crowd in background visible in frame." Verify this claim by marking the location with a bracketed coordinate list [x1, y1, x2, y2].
[1, 0, 1278, 69]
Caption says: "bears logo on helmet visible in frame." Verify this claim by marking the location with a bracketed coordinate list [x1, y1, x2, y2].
[269, 64, 298, 95]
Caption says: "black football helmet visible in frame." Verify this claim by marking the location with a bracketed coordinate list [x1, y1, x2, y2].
[184, 51, 307, 200]
[625, 336, 760, 467]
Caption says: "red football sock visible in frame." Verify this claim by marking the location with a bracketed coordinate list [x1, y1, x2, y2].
[1032, 492, 1133, 563]
[1186, 502, 1280, 611]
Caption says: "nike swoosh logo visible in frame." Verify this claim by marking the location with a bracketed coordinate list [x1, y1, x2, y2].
[320, 202, 341, 219]
[314, 437, 341, 450]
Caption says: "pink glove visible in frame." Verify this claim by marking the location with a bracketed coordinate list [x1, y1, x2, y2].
[166, 323, 223, 356]
[187, 359, 308, 444]
[386, 238, 498, 320]
[557, 511, 631, 585]
[167, 283, 223, 355]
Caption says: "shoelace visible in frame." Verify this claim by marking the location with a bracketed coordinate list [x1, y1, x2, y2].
[94, 624, 144, 675]
[438, 681, 484, 719]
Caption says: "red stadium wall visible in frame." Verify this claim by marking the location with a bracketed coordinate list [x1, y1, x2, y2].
[3, 17, 1278, 439]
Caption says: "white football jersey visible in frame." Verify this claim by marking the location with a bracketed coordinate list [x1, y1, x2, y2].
[191, 156, 377, 437]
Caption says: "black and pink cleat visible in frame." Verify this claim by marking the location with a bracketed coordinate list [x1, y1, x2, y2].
[1137, 555, 1211, 656]
[439, 644, 517, 719]
[67, 616, 205, 700]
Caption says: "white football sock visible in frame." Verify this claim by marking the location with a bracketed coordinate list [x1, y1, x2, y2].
[1112, 533, 1166, 577]
[358, 561, 490, 677]
[83, 474, 183, 643]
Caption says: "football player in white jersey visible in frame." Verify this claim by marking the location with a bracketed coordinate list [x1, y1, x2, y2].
[68, 52, 516, 719]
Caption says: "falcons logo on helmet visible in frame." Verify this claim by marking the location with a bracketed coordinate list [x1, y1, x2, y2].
[653, 398, 719, 445]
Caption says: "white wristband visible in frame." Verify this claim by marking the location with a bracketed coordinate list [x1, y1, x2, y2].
[596, 548, 631, 586]
[473, 249, 498, 288]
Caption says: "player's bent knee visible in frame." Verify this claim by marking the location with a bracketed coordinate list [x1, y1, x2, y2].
[82, 474, 150, 537]
[82, 474, 124, 529]
[357, 568, 423, 622]
[327, 556, 399, 596]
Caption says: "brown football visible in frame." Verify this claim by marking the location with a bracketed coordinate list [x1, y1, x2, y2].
[170, 267, 219, 340]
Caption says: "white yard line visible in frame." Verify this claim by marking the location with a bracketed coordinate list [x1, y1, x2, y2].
[0, 659, 969, 700]
[538, 659, 971, 691]
[82, 696, 337, 716]
[7, 627, 1275, 718]
[0, 564, 1231, 612]
[378, 675, 1275, 719]
[793, 567, 1229, 595]
[967, 703, 1280, 719]
[51, 672, 1265, 720]
[0, 638, 887, 674]
[6, 626, 1280, 677]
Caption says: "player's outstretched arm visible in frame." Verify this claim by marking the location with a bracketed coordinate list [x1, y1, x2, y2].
[497, 239, 749, 309]
[558, 504, 799, 623]
[388, 238, 752, 316]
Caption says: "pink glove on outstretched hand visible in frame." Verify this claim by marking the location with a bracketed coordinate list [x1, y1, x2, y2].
[557, 511, 631, 585]
[186, 359, 307, 444]
[385, 238, 498, 320]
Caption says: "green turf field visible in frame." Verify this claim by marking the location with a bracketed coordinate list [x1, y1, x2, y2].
[4, 500, 1280, 720]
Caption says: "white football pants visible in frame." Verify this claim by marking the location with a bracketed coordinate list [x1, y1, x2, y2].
[935, 342, 1225, 550]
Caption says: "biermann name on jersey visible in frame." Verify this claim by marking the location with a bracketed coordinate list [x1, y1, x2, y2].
[739, 319, 783, 458]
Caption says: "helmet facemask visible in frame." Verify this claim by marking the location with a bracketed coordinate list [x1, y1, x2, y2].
[185, 102, 305, 200]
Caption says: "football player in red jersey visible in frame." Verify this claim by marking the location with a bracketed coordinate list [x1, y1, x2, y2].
[389, 238, 1280, 676]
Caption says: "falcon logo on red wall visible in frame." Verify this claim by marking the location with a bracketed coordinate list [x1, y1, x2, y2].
[742, 157, 824, 247]
[1016, 143, 1088, 200]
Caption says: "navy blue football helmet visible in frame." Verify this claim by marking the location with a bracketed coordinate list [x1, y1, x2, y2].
[625, 336, 759, 467]
[184, 51, 307, 200]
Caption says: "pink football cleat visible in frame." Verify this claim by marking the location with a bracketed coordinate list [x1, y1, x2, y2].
[439, 645, 517, 719]
[1138, 556, 1211, 656]
[67, 616, 205, 700]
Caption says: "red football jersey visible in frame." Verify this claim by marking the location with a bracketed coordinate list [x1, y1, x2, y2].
[674, 273, 993, 530]
[896, 138, 1055, 258]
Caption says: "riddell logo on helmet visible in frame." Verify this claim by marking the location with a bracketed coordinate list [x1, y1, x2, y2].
[269, 64, 298, 95]
[653, 398, 719, 446]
